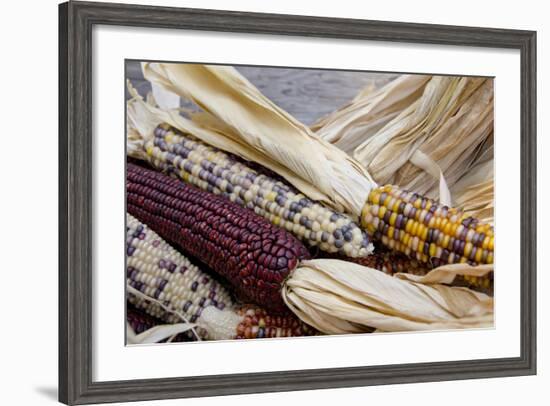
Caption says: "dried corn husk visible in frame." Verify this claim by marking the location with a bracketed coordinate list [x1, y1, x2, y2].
[313, 74, 431, 154]
[283, 259, 493, 334]
[451, 146, 494, 223]
[140, 62, 376, 215]
[352, 77, 493, 200]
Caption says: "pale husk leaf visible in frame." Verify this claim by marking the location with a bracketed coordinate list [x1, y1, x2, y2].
[127, 81, 329, 203]
[313, 74, 431, 154]
[141, 62, 376, 215]
[282, 259, 493, 334]
[451, 153, 494, 223]
[351, 77, 493, 203]
[395, 263, 493, 285]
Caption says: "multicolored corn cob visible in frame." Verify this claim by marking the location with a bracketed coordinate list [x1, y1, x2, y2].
[233, 305, 315, 339]
[127, 164, 311, 313]
[139, 124, 372, 258]
[361, 184, 494, 266]
[127, 214, 315, 340]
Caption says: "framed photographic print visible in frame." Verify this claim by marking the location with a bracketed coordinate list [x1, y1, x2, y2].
[59, 1, 537, 404]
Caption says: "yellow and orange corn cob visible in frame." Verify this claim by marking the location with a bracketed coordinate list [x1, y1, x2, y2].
[362, 184, 494, 266]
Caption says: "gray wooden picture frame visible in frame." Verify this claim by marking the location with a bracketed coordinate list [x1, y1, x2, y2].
[59, 1, 537, 404]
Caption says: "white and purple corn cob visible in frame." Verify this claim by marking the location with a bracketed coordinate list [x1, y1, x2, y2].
[139, 124, 372, 258]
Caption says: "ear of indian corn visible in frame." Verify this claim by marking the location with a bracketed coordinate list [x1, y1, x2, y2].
[127, 163, 311, 313]
[140, 124, 372, 258]
[232, 305, 316, 339]
[361, 184, 494, 266]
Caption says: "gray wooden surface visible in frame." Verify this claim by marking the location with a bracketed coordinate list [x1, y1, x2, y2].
[126, 62, 397, 125]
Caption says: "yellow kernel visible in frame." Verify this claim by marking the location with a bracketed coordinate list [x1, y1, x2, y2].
[442, 235, 450, 248]
[475, 248, 483, 263]
[389, 212, 397, 226]
[370, 191, 380, 205]
[165, 133, 173, 143]
[410, 221, 419, 237]
[273, 217, 280, 226]
[146, 145, 154, 156]
[487, 252, 494, 264]
[489, 237, 494, 250]
[434, 217, 442, 229]
[392, 199, 401, 212]
[464, 242, 473, 257]
[378, 206, 387, 219]
[387, 226, 395, 238]
[413, 199, 422, 209]
[482, 236, 490, 250]
[429, 243, 436, 257]
[420, 224, 428, 239]
[405, 219, 413, 233]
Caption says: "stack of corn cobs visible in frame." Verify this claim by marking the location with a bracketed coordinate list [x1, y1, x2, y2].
[126, 64, 495, 343]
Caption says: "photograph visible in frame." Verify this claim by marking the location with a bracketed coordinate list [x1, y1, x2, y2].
[125, 61, 495, 344]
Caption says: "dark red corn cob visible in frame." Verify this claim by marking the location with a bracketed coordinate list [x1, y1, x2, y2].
[127, 163, 311, 313]
[234, 305, 316, 339]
